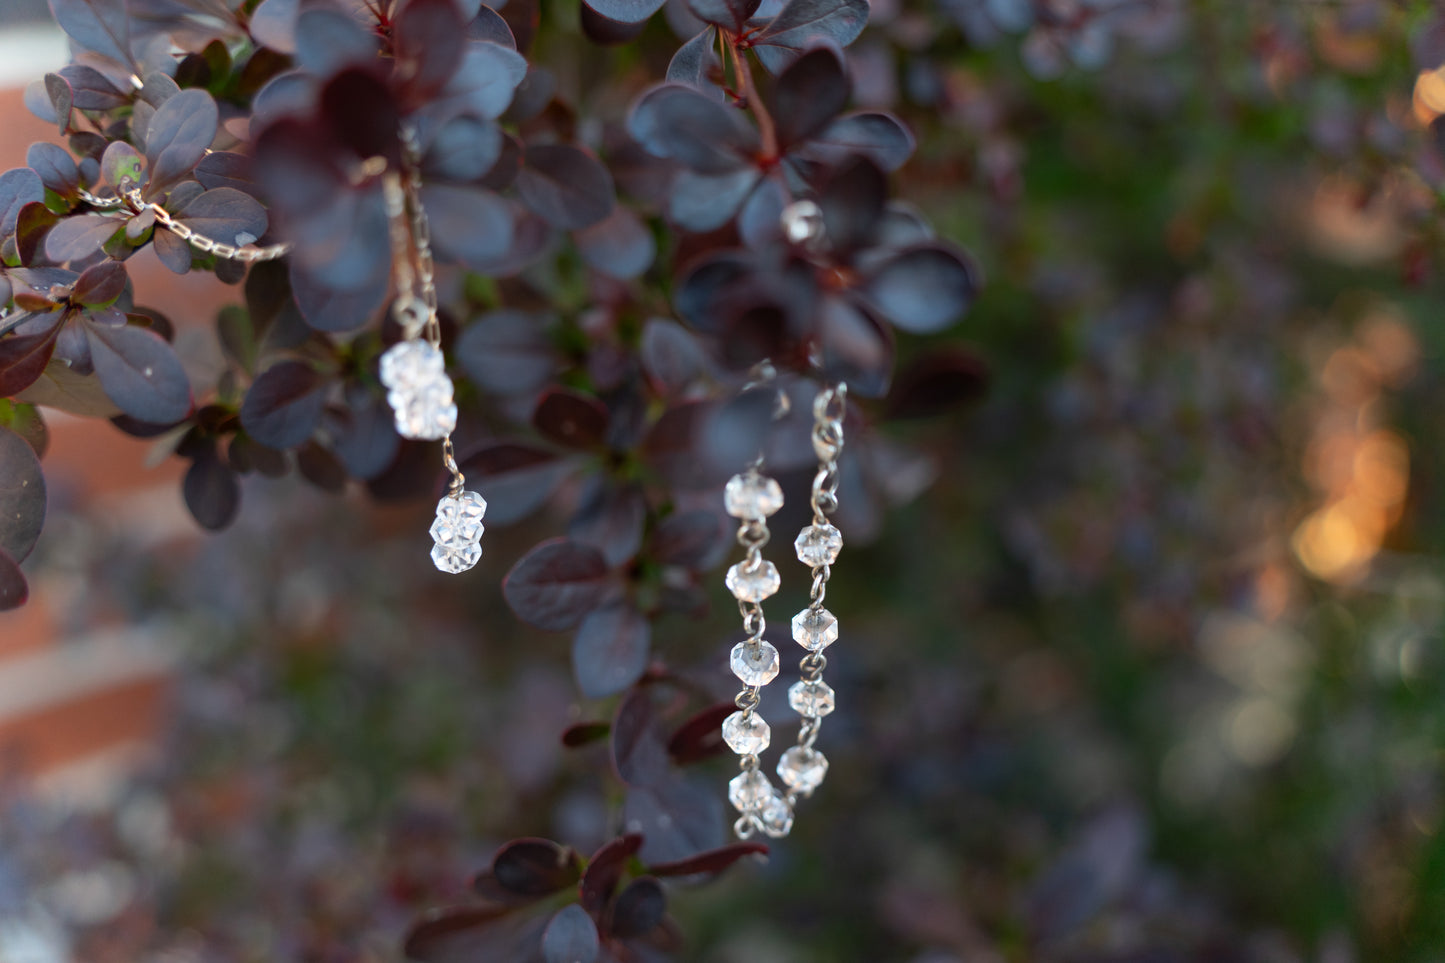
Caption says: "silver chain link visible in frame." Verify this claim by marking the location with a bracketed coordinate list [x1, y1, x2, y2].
[77, 186, 291, 262]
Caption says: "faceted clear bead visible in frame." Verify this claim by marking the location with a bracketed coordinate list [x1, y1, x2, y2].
[724, 473, 784, 519]
[758, 789, 794, 838]
[382, 341, 457, 440]
[379, 340, 445, 388]
[721, 710, 770, 755]
[728, 770, 773, 813]
[726, 560, 781, 602]
[777, 746, 828, 793]
[792, 607, 838, 651]
[780, 199, 824, 248]
[431, 540, 481, 573]
[794, 523, 843, 567]
[730, 640, 780, 686]
[788, 679, 835, 718]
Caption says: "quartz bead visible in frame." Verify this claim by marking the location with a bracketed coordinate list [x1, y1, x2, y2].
[724, 473, 784, 519]
[728, 770, 773, 812]
[788, 679, 835, 718]
[791, 607, 838, 651]
[794, 523, 843, 567]
[721, 710, 770, 755]
[730, 640, 780, 686]
[429, 491, 487, 573]
[777, 746, 828, 793]
[380, 340, 457, 440]
[726, 560, 781, 602]
[758, 789, 794, 838]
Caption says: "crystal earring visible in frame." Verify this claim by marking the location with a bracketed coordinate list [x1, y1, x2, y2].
[721, 380, 847, 839]
[377, 130, 487, 574]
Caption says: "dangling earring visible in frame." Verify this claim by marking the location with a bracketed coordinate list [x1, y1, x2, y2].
[721, 376, 847, 839]
[377, 128, 486, 574]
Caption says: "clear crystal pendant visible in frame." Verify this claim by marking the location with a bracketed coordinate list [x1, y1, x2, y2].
[428, 490, 487, 574]
[721, 710, 770, 755]
[758, 789, 794, 838]
[794, 523, 843, 566]
[777, 745, 828, 793]
[726, 560, 781, 602]
[788, 679, 836, 718]
[728, 770, 773, 813]
[730, 640, 780, 686]
[791, 607, 838, 651]
[380, 340, 458, 440]
[724, 473, 784, 519]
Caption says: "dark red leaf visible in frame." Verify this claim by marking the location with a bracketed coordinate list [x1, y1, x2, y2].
[861, 243, 979, 334]
[561, 721, 611, 748]
[686, 0, 759, 32]
[611, 687, 669, 788]
[0, 425, 47, 564]
[607, 877, 666, 939]
[15, 202, 59, 267]
[884, 348, 990, 420]
[194, 151, 258, 197]
[239, 360, 327, 449]
[456, 441, 571, 524]
[799, 111, 914, 171]
[502, 538, 611, 631]
[44, 214, 123, 263]
[574, 205, 655, 280]
[27, 143, 78, 197]
[72, 260, 127, 307]
[183, 450, 241, 530]
[175, 187, 269, 248]
[294, 7, 381, 77]
[290, 262, 389, 333]
[50, 0, 135, 68]
[579, 834, 643, 914]
[541, 903, 600, 963]
[817, 294, 893, 398]
[665, 701, 733, 766]
[454, 309, 556, 396]
[296, 440, 347, 492]
[647, 842, 769, 878]
[569, 480, 646, 566]
[419, 183, 514, 269]
[650, 509, 727, 569]
[628, 84, 757, 175]
[572, 602, 652, 699]
[249, 0, 299, 53]
[0, 169, 44, 238]
[0, 548, 27, 611]
[492, 838, 582, 897]
[533, 386, 610, 450]
[516, 144, 615, 231]
[665, 26, 721, 89]
[55, 65, 126, 111]
[817, 154, 885, 257]
[330, 392, 401, 481]
[394, 0, 468, 104]
[580, 4, 649, 45]
[85, 321, 193, 424]
[403, 904, 515, 962]
[320, 69, 402, 167]
[621, 778, 726, 865]
[639, 319, 712, 395]
[581, 0, 666, 26]
[43, 74, 73, 135]
[0, 323, 63, 398]
[752, 0, 868, 62]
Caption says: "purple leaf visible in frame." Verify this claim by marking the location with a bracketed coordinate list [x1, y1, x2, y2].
[293, 7, 379, 78]
[817, 154, 885, 257]
[651, 509, 727, 569]
[428, 42, 529, 122]
[582, 0, 667, 26]
[622, 776, 726, 864]
[49, 0, 136, 69]
[516, 144, 615, 231]
[454, 309, 556, 395]
[42, 74, 73, 134]
[175, 187, 269, 247]
[249, 0, 299, 53]
[560, 720, 610, 748]
[26, 143, 78, 198]
[664, 701, 733, 765]
[665, 27, 722, 91]
[574, 205, 655, 280]
[541, 904, 599, 963]
[85, 321, 193, 424]
[329, 392, 401, 480]
[55, 65, 127, 111]
[629, 84, 758, 174]
[580, 4, 649, 45]
[422, 116, 504, 183]
[772, 47, 850, 149]
[240, 360, 326, 450]
[296, 440, 347, 491]
[611, 687, 670, 787]
[861, 243, 979, 334]
[290, 263, 389, 333]
[0, 549, 27, 612]
[152, 228, 193, 275]
[752, 0, 868, 58]
[45, 214, 122, 263]
[394, 0, 468, 105]
[319, 68, 402, 167]
[686, 0, 758, 32]
[647, 841, 768, 878]
[491, 838, 582, 897]
[818, 294, 892, 397]
[532, 386, 610, 449]
[194, 151, 257, 196]
[608, 877, 665, 939]
[667, 167, 759, 231]
[15, 203, 59, 267]
[144, 88, 219, 196]
[470, 5, 517, 47]
[403, 904, 516, 963]
[0, 425, 47, 563]
[419, 183, 515, 269]
[579, 834, 643, 914]
[502, 538, 611, 631]
[72, 260, 127, 306]
[639, 319, 712, 394]
[456, 441, 572, 524]
[0, 169, 45, 237]
[572, 601, 652, 698]
[569, 480, 646, 566]
[183, 449, 241, 530]
[101, 141, 144, 189]
[799, 110, 915, 171]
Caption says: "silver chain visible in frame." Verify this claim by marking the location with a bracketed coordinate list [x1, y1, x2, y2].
[77, 186, 291, 262]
